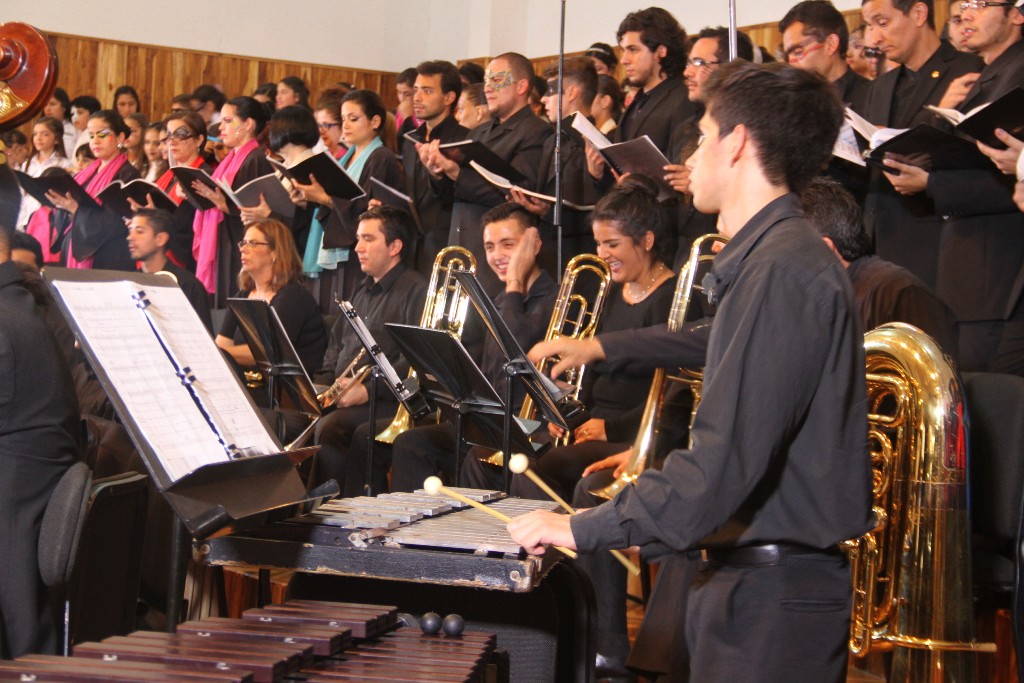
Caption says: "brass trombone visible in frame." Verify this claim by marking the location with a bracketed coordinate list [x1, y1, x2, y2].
[316, 348, 371, 408]
[590, 233, 728, 500]
[375, 246, 477, 444]
[484, 253, 611, 466]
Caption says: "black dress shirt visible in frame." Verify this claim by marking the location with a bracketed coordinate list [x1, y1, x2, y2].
[148, 261, 213, 333]
[572, 194, 873, 555]
[315, 262, 427, 386]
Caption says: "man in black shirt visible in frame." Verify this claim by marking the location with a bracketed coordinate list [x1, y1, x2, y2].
[127, 208, 213, 333]
[312, 205, 426, 492]
[511, 62, 872, 682]
[403, 60, 468, 275]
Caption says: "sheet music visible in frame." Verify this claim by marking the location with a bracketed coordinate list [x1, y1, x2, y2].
[572, 111, 612, 149]
[833, 121, 866, 167]
[142, 287, 280, 458]
[50, 280, 231, 480]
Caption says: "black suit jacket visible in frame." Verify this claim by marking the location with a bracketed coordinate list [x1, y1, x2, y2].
[322, 146, 403, 250]
[860, 40, 984, 288]
[616, 76, 698, 161]
[927, 39, 1024, 322]
[70, 160, 140, 271]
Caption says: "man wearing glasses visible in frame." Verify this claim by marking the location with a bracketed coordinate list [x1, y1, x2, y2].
[780, 0, 872, 112]
[859, 0, 983, 291]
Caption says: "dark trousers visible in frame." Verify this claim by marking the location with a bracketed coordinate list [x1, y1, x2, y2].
[390, 423, 461, 492]
[958, 316, 1024, 376]
[345, 418, 393, 497]
[313, 402, 395, 493]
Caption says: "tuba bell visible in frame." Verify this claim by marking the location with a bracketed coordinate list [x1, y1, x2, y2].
[483, 253, 612, 466]
[846, 323, 994, 680]
[375, 246, 476, 444]
[590, 233, 727, 500]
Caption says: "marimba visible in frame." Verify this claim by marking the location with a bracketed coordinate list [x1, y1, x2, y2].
[0, 598, 504, 682]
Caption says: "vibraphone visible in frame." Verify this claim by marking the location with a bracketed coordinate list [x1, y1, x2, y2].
[0, 599, 505, 682]
[199, 488, 563, 592]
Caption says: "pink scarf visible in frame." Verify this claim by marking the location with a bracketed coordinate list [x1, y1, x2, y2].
[25, 208, 60, 264]
[192, 139, 259, 294]
[65, 154, 130, 269]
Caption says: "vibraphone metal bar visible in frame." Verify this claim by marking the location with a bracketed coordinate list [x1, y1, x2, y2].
[198, 489, 563, 592]
[0, 599, 504, 683]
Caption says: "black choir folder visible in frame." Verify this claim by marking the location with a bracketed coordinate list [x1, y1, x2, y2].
[44, 268, 336, 539]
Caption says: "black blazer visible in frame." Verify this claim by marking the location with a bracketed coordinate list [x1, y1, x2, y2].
[70, 160, 140, 271]
[402, 115, 468, 238]
[322, 145, 402, 250]
[616, 76, 698, 161]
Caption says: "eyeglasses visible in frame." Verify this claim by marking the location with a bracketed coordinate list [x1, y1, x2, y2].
[960, 1, 1013, 9]
[165, 128, 194, 141]
[686, 57, 721, 69]
[317, 122, 340, 130]
[785, 38, 825, 63]
[237, 239, 270, 249]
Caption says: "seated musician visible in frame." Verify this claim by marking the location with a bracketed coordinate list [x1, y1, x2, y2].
[126, 208, 213, 333]
[348, 202, 557, 495]
[510, 62, 873, 682]
[312, 205, 426, 492]
[462, 176, 674, 502]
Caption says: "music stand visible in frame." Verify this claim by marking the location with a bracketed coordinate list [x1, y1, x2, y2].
[227, 298, 320, 447]
[336, 301, 432, 494]
[386, 324, 542, 488]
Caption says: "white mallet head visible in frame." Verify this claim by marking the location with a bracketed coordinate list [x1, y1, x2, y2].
[423, 476, 443, 496]
[508, 453, 530, 474]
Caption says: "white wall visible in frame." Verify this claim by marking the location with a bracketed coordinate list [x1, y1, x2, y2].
[8, 0, 864, 72]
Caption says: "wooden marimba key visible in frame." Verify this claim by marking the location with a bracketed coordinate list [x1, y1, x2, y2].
[0, 599, 504, 683]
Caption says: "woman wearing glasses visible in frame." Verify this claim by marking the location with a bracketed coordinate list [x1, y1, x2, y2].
[215, 218, 327, 375]
[191, 95, 278, 304]
[44, 109, 139, 270]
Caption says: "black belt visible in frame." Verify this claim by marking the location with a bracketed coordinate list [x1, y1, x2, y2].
[689, 542, 842, 570]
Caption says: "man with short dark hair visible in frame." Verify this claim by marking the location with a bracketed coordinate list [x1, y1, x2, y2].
[511, 62, 872, 682]
[859, 0, 983, 288]
[421, 52, 552, 295]
[404, 60, 467, 274]
[313, 205, 427, 493]
[127, 208, 212, 332]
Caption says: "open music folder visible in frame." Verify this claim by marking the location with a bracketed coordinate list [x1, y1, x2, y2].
[44, 268, 333, 538]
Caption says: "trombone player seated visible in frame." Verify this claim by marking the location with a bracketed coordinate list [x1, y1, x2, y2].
[311, 205, 426, 491]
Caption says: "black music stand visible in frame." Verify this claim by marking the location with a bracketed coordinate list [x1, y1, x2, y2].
[386, 324, 542, 489]
[227, 298, 320, 446]
[335, 300, 431, 494]
[452, 271, 588, 489]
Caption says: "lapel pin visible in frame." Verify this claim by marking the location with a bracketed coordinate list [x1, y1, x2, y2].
[932, 70, 940, 78]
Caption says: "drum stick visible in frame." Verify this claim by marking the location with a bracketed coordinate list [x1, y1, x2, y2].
[423, 477, 578, 559]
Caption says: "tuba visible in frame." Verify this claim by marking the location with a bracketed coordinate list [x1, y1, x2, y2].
[846, 323, 994, 680]
[591, 233, 727, 500]
[375, 246, 476, 444]
[483, 253, 612, 465]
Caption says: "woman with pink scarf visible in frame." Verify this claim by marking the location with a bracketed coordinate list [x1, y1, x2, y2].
[44, 109, 139, 270]
[190, 96, 277, 305]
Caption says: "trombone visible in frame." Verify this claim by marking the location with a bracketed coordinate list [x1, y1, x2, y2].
[317, 348, 371, 408]
[590, 233, 728, 500]
[484, 253, 611, 466]
[375, 246, 476, 443]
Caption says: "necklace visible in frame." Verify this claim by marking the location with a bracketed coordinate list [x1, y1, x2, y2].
[626, 263, 666, 302]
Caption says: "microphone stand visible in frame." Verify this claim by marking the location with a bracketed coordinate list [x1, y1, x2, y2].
[554, 0, 566, 283]
[728, 0, 738, 61]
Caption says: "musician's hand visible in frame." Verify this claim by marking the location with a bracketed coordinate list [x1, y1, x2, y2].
[582, 449, 630, 477]
[977, 129, 1024, 175]
[294, 174, 331, 206]
[548, 422, 567, 441]
[240, 193, 272, 225]
[193, 180, 229, 213]
[584, 141, 606, 180]
[508, 187, 549, 216]
[883, 158, 929, 195]
[1015, 180, 1024, 213]
[937, 72, 981, 110]
[506, 226, 541, 293]
[336, 381, 369, 408]
[418, 141, 443, 179]
[528, 337, 607, 379]
[367, 198, 383, 208]
[288, 185, 307, 208]
[507, 510, 577, 556]
[574, 418, 606, 444]
[45, 190, 78, 215]
[127, 193, 157, 212]
[664, 163, 691, 195]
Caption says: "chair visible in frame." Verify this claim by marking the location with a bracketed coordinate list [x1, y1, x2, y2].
[38, 463, 148, 654]
[962, 372, 1024, 681]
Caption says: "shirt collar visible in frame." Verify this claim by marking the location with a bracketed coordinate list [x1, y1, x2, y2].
[703, 193, 803, 304]
[359, 261, 409, 294]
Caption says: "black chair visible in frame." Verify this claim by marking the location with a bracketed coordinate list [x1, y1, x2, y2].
[962, 372, 1024, 681]
[38, 463, 148, 654]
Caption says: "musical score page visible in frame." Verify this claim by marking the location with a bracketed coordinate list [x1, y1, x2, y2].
[51, 280, 231, 480]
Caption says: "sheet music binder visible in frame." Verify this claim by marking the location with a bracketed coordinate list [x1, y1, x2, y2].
[44, 268, 336, 539]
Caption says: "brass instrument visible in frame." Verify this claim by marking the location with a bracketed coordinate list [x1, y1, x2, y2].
[591, 233, 728, 500]
[317, 348, 371, 408]
[846, 323, 994, 679]
[484, 253, 612, 466]
[375, 246, 476, 444]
